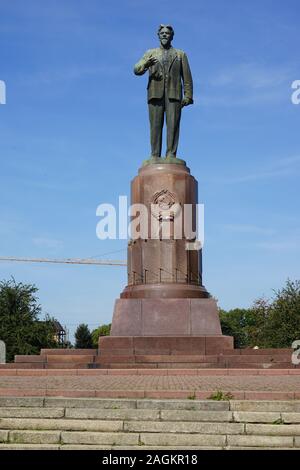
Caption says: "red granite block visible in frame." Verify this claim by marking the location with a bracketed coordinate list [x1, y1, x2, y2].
[41, 349, 97, 355]
[228, 369, 259, 376]
[99, 349, 135, 356]
[77, 369, 108, 375]
[0, 363, 45, 369]
[109, 363, 155, 369]
[0, 388, 45, 396]
[240, 348, 293, 355]
[0, 370, 17, 376]
[288, 369, 300, 375]
[197, 369, 229, 376]
[46, 390, 96, 397]
[197, 391, 245, 400]
[190, 298, 222, 335]
[110, 299, 143, 336]
[46, 355, 94, 363]
[16, 369, 48, 376]
[172, 337, 206, 354]
[133, 337, 172, 352]
[195, 391, 215, 399]
[221, 349, 241, 355]
[145, 390, 192, 399]
[264, 363, 294, 369]
[107, 369, 138, 375]
[15, 355, 46, 363]
[45, 363, 88, 369]
[46, 370, 78, 376]
[142, 299, 190, 336]
[135, 354, 219, 363]
[135, 337, 204, 354]
[245, 391, 295, 400]
[95, 355, 136, 364]
[134, 349, 172, 355]
[257, 369, 290, 375]
[226, 362, 292, 369]
[158, 362, 216, 369]
[99, 337, 134, 350]
[137, 369, 169, 375]
[166, 369, 198, 376]
[205, 336, 234, 355]
[224, 355, 291, 363]
[95, 390, 145, 398]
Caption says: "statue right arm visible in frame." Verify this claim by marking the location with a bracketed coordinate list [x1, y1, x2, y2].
[134, 50, 152, 75]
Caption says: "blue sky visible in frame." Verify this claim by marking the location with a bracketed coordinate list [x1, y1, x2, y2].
[0, 0, 299, 340]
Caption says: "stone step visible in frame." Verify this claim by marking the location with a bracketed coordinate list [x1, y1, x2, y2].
[46, 355, 95, 363]
[0, 363, 45, 369]
[46, 363, 90, 369]
[223, 363, 295, 369]
[97, 355, 220, 363]
[1, 396, 300, 411]
[97, 362, 295, 369]
[0, 418, 124, 431]
[107, 356, 293, 364]
[0, 388, 299, 400]
[10, 346, 298, 371]
[43, 398, 231, 410]
[15, 355, 46, 363]
[103, 362, 225, 369]
[1, 367, 300, 375]
[0, 443, 61, 450]
[0, 398, 300, 448]
[7, 362, 296, 370]
[40, 349, 97, 356]
[220, 355, 293, 363]
[222, 348, 293, 356]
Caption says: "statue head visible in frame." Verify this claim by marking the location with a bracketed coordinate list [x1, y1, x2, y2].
[157, 24, 174, 48]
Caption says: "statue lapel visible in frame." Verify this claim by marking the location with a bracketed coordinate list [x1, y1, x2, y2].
[168, 48, 178, 72]
[155, 49, 164, 70]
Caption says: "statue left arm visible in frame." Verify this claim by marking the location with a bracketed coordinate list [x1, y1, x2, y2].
[181, 52, 194, 106]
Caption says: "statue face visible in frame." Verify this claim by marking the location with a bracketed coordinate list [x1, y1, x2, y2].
[158, 27, 172, 47]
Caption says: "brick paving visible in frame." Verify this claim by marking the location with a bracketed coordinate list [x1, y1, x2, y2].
[0, 374, 300, 392]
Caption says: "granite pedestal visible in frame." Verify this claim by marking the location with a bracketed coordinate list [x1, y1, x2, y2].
[99, 160, 233, 366]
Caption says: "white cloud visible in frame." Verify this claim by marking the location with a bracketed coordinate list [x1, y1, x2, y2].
[20, 64, 123, 86]
[199, 62, 294, 107]
[211, 63, 291, 89]
[216, 154, 300, 184]
[255, 240, 300, 252]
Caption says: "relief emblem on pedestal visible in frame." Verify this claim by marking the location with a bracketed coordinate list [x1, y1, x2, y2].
[151, 189, 180, 221]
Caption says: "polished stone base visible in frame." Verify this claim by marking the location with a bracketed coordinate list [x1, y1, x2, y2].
[110, 298, 222, 336]
[121, 283, 210, 299]
[99, 335, 234, 357]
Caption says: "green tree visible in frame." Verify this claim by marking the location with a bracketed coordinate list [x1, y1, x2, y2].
[261, 280, 300, 348]
[220, 308, 252, 348]
[74, 323, 93, 348]
[220, 302, 272, 348]
[91, 323, 111, 348]
[0, 279, 58, 361]
[220, 280, 300, 349]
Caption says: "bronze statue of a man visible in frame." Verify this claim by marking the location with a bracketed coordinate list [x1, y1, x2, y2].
[134, 24, 193, 159]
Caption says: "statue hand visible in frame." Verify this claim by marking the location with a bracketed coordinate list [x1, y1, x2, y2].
[145, 55, 158, 68]
[181, 97, 193, 108]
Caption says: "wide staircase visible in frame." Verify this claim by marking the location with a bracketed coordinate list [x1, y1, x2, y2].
[2, 347, 297, 370]
[0, 397, 300, 449]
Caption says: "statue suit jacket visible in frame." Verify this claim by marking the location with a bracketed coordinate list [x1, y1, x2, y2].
[134, 47, 193, 104]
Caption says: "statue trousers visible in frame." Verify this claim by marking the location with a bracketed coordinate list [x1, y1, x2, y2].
[148, 92, 181, 158]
